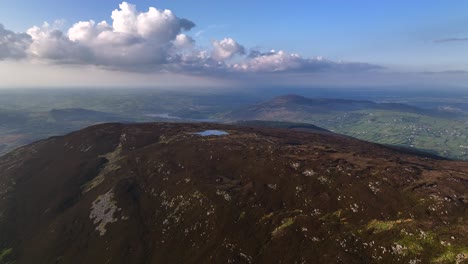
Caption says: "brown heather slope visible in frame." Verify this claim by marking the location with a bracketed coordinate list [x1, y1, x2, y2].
[0, 122, 467, 264]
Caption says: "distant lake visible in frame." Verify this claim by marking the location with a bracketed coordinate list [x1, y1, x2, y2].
[194, 130, 229, 136]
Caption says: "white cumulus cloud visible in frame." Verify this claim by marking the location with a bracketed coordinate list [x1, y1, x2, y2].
[27, 22, 91, 63]
[27, 2, 195, 69]
[173, 34, 194, 49]
[232, 49, 382, 73]
[0, 24, 32, 60]
[0, 1, 383, 76]
[211, 38, 245, 61]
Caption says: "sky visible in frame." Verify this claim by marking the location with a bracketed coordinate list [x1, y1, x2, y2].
[0, 0, 467, 88]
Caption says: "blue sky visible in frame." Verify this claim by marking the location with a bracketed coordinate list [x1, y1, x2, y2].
[0, 1, 467, 87]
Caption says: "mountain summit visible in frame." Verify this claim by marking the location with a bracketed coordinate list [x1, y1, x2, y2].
[0, 122, 467, 263]
[225, 94, 429, 122]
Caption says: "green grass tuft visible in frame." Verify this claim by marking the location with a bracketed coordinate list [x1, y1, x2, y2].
[432, 246, 468, 263]
[0, 248, 13, 263]
[366, 219, 413, 234]
[271, 217, 295, 236]
[367, 220, 396, 233]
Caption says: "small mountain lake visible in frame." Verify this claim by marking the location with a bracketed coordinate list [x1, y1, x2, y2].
[194, 130, 229, 136]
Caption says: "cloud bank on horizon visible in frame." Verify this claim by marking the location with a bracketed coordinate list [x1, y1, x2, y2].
[0, 1, 382, 77]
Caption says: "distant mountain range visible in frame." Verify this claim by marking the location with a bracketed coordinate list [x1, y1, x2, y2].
[225, 94, 448, 121]
[225, 94, 468, 160]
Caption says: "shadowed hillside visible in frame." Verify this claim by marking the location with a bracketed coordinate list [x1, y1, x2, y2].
[0, 122, 467, 263]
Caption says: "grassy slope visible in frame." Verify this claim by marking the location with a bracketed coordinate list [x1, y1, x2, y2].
[314, 111, 468, 160]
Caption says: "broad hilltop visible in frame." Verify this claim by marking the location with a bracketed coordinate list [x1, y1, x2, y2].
[0, 122, 467, 263]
